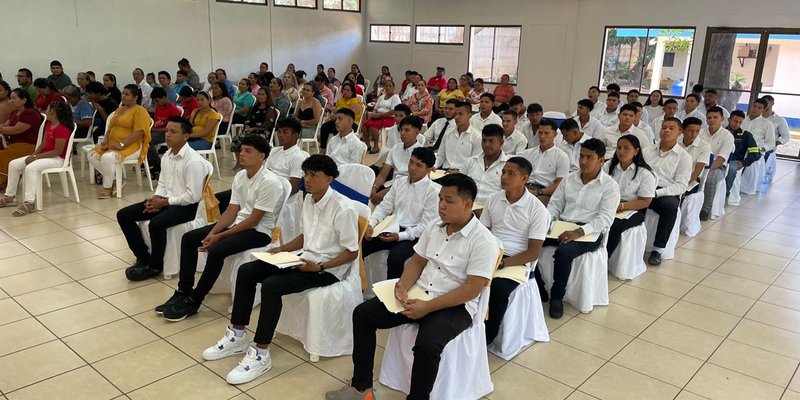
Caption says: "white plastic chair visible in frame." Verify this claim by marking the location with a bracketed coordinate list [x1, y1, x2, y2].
[740, 157, 764, 195]
[488, 263, 551, 361]
[34, 125, 80, 210]
[379, 245, 503, 400]
[710, 178, 727, 219]
[275, 201, 370, 362]
[538, 230, 610, 313]
[83, 110, 116, 182]
[299, 98, 328, 154]
[680, 169, 709, 238]
[114, 118, 155, 198]
[543, 111, 567, 120]
[336, 164, 375, 200]
[608, 223, 647, 280]
[644, 208, 681, 260]
[137, 166, 213, 278]
[354, 101, 367, 136]
[74, 109, 97, 179]
[196, 112, 223, 179]
[216, 106, 236, 157]
[271, 107, 281, 148]
[728, 168, 742, 206]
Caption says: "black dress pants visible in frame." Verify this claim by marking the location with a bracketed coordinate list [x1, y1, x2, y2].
[117, 202, 198, 271]
[648, 195, 680, 249]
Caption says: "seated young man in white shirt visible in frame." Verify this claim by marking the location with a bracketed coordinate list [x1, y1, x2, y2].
[743, 98, 777, 161]
[363, 147, 440, 279]
[370, 115, 424, 205]
[425, 99, 457, 150]
[120, 117, 212, 281]
[572, 98, 605, 140]
[701, 89, 730, 123]
[541, 138, 620, 318]
[384, 104, 411, 150]
[630, 101, 655, 144]
[699, 107, 735, 221]
[462, 123, 508, 204]
[603, 103, 650, 159]
[470, 93, 503, 132]
[327, 173, 500, 400]
[676, 93, 707, 128]
[266, 117, 311, 240]
[158, 134, 287, 322]
[679, 117, 711, 196]
[520, 103, 544, 148]
[500, 111, 528, 155]
[602, 134, 656, 257]
[642, 118, 693, 266]
[327, 107, 367, 166]
[436, 101, 482, 171]
[558, 118, 588, 173]
[651, 98, 679, 137]
[597, 92, 621, 127]
[761, 95, 790, 150]
[481, 156, 549, 343]
[204, 154, 359, 385]
[520, 119, 570, 205]
[626, 89, 649, 123]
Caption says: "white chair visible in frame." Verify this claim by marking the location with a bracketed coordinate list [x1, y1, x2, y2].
[727, 168, 742, 206]
[114, 118, 155, 198]
[608, 223, 647, 280]
[337, 164, 375, 200]
[364, 79, 371, 94]
[740, 157, 764, 195]
[680, 170, 709, 238]
[354, 102, 368, 137]
[216, 107, 236, 157]
[379, 246, 503, 400]
[537, 231, 609, 313]
[196, 112, 223, 179]
[275, 201, 370, 362]
[543, 111, 567, 120]
[83, 110, 116, 182]
[137, 167, 213, 278]
[299, 98, 327, 154]
[271, 107, 282, 148]
[710, 178, 727, 219]
[644, 208, 681, 260]
[33, 125, 80, 210]
[74, 109, 97, 179]
[488, 264, 551, 361]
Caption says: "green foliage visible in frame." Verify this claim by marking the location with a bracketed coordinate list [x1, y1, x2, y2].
[662, 29, 692, 53]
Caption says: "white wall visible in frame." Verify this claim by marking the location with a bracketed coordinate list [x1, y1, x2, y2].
[0, 0, 363, 87]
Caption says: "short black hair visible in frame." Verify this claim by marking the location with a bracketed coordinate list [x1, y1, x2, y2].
[276, 117, 302, 134]
[438, 173, 477, 202]
[753, 98, 768, 107]
[158, 70, 171, 80]
[394, 103, 412, 116]
[704, 88, 718, 95]
[86, 81, 106, 95]
[506, 156, 533, 176]
[627, 89, 640, 96]
[629, 101, 643, 111]
[18, 68, 32, 78]
[240, 133, 270, 155]
[706, 106, 724, 117]
[607, 83, 621, 92]
[686, 93, 701, 102]
[501, 110, 518, 120]
[176, 70, 187, 77]
[581, 138, 606, 158]
[411, 147, 436, 168]
[682, 117, 703, 129]
[577, 98, 594, 111]
[444, 98, 461, 106]
[539, 118, 558, 132]
[50, 60, 62, 67]
[527, 103, 543, 114]
[589, 85, 600, 92]
[302, 154, 339, 178]
[398, 115, 423, 131]
[509, 95, 525, 107]
[482, 123, 505, 139]
[337, 107, 356, 120]
[607, 92, 620, 99]
[620, 103, 638, 114]
[150, 87, 167, 99]
[730, 110, 746, 119]
[168, 116, 192, 133]
[456, 101, 473, 114]
[664, 99, 678, 106]
[179, 86, 194, 97]
[479, 92, 495, 102]
[663, 117, 683, 127]
[692, 84, 704, 93]
[760, 95, 774, 103]
[559, 118, 580, 132]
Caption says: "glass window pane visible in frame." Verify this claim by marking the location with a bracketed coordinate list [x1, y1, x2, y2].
[323, 0, 340, 8]
[441, 26, 464, 44]
[343, 0, 359, 11]
[491, 27, 521, 83]
[469, 27, 496, 82]
[297, 0, 316, 7]
[390, 26, 410, 42]
[643, 28, 694, 96]
[599, 28, 646, 93]
[763, 33, 800, 95]
[416, 26, 440, 43]
[703, 32, 759, 92]
[274, 0, 294, 5]
[371, 25, 390, 42]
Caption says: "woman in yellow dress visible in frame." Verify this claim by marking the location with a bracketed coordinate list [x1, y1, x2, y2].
[88, 84, 151, 199]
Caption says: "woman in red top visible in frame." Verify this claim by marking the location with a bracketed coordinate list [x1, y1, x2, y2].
[33, 78, 65, 112]
[1, 101, 72, 215]
[0, 89, 43, 190]
[492, 74, 516, 112]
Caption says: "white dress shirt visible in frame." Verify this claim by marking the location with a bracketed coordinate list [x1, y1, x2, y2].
[644, 105, 664, 125]
[520, 145, 570, 186]
[743, 115, 777, 152]
[547, 171, 620, 236]
[300, 188, 360, 280]
[469, 111, 502, 132]
[462, 152, 508, 204]
[765, 112, 791, 145]
[602, 162, 657, 202]
[676, 108, 707, 128]
[328, 131, 366, 166]
[699, 127, 735, 162]
[480, 189, 549, 264]
[502, 129, 528, 155]
[636, 120, 656, 145]
[424, 117, 456, 146]
[414, 216, 501, 317]
[602, 124, 650, 159]
[437, 125, 482, 170]
[230, 166, 286, 235]
[369, 176, 440, 242]
[137, 80, 153, 109]
[596, 108, 619, 127]
[642, 143, 693, 197]
[384, 141, 422, 185]
[680, 138, 712, 169]
[154, 143, 211, 206]
[558, 134, 589, 173]
[572, 116, 605, 140]
[266, 145, 309, 180]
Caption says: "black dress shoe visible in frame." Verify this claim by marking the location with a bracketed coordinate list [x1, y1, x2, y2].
[155, 291, 187, 315]
[648, 251, 662, 266]
[549, 299, 564, 319]
[131, 258, 150, 269]
[699, 210, 710, 221]
[125, 265, 162, 281]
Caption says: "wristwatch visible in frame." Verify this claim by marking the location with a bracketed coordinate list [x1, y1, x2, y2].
[317, 262, 325, 274]
[536, 188, 544, 196]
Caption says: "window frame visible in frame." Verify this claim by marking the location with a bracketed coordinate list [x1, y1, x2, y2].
[322, 0, 360, 12]
[369, 24, 412, 44]
[597, 25, 697, 98]
[415, 25, 466, 45]
[272, 0, 318, 9]
[467, 25, 523, 85]
[215, 0, 268, 5]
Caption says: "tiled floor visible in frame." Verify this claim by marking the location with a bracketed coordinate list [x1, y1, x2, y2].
[1, 153, 799, 400]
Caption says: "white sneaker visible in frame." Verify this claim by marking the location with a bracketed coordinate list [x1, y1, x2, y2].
[202, 327, 249, 361]
[226, 346, 272, 385]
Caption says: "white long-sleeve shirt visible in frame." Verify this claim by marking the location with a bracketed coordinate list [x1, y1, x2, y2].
[642, 143, 693, 198]
[547, 171, 620, 236]
[765, 113, 790, 145]
[154, 143, 211, 206]
[743, 115, 776, 152]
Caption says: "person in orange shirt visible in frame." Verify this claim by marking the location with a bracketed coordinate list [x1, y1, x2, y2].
[492, 74, 516, 112]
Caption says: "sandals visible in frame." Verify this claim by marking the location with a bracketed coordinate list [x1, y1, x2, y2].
[98, 188, 113, 199]
[0, 195, 15, 208]
[12, 202, 35, 217]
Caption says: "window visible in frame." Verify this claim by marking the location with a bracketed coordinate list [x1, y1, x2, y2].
[599, 27, 696, 96]
[273, 0, 316, 8]
[216, 0, 266, 4]
[468, 26, 521, 84]
[416, 26, 465, 44]
[323, 0, 359, 11]
[370, 25, 411, 43]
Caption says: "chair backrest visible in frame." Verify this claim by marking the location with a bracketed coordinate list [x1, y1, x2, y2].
[74, 108, 98, 145]
[336, 163, 375, 199]
[271, 107, 281, 147]
[354, 102, 367, 135]
[35, 113, 47, 149]
[176, 106, 184, 116]
[364, 79, 371, 93]
[543, 111, 567, 119]
[332, 85, 340, 102]
[223, 105, 236, 137]
[250, 95, 258, 106]
[61, 125, 79, 168]
[204, 112, 224, 151]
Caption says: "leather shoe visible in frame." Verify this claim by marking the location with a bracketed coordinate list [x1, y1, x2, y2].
[648, 251, 662, 266]
[699, 210, 710, 221]
[549, 298, 564, 319]
[125, 265, 162, 281]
